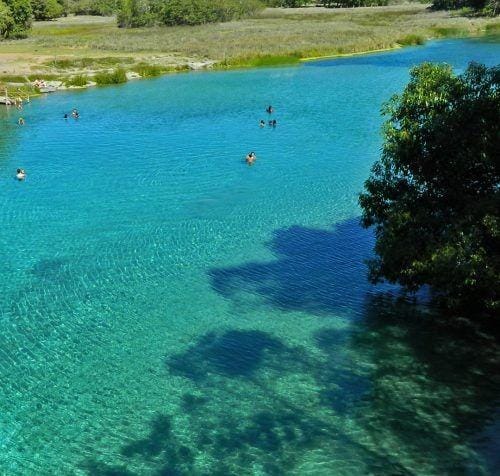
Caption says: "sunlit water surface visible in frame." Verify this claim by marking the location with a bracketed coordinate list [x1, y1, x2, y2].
[1, 38, 499, 475]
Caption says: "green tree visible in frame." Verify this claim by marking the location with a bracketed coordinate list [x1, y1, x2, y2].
[0, 1, 15, 38]
[359, 62, 499, 316]
[31, 0, 65, 19]
[69, 0, 118, 15]
[3, 0, 32, 37]
[431, 0, 498, 13]
[117, 0, 153, 27]
[118, 0, 263, 28]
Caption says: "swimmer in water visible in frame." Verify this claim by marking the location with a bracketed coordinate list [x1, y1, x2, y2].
[245, 152, 256, 165]
[266, 105, 274, 114]
[16, 168, 26, 181]
[18, 117, 25, 126]
[259, 120, 266, 128]
[71, 109, 79, 119]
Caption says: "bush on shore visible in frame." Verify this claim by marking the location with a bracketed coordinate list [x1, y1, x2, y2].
[93, 68, 127, 84]
[65, 74, 89, 86]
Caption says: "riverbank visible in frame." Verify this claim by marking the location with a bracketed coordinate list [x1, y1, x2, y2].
[0, 5, 499, 97]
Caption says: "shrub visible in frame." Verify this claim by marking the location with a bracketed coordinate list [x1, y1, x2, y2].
[117, 0, 154, 27]
[30, 0, 65, 20]
[65, 74, 89, 86]
[2, 0, 32, 38]
[68, 0, 119, 15]
[397, 34, 425, 45]
[133, 63, 163, 77]
[93, 68, 127, 85]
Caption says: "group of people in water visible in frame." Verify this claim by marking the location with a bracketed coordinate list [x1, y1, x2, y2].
[259, 119, 277, 128]
[64, 108, 80, 119]
[15, 107, 80, 181]
[246, 105, 278, 166]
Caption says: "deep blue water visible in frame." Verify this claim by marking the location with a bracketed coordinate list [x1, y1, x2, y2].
[0, 38, 499, 475]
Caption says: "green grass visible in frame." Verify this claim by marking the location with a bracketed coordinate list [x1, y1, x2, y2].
[65, 74, 89, 87]
[93, 68, 127, 85]
[431, 26, 468, 37]
[485, 23, 500, 34]
[44, 56, 135, 69]
[219, 53, 302, 69]
[397, 34, 426, 45]
[132, 63, 164, 77]
[0, 83, 39, 98]
[0, 7, 498, 81]
[27, 74, 65, 81]
[0, 75, 30, 83]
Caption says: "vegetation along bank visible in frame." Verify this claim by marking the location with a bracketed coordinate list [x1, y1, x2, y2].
[0, 2, 499, 98]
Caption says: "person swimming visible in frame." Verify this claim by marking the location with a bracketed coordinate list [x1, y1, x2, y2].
[246, 152, 256, 165]
[16, 168, 26, 181]
[271, 119, 277, 127]
[259, 120, 266, 127]
[18, 117, 25, 126]
[64, 113, 68, 119]
[71, 109, 79, 119]
[266, 105, 274, 114]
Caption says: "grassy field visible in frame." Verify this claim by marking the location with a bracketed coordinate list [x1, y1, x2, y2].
[0, 5, 499, 90]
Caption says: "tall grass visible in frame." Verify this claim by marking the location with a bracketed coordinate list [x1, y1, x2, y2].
[93, 68, 127, 85]
[132, 63, 163, 77]
[45, 57, 135, 69]
[397, 34, 425, 46]
[431, 26, 468, 37]
[65, 75, 89, 87]
[219, 54, 302, 69]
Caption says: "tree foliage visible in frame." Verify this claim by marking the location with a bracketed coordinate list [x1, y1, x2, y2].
[431, 0, 498, 15]
[262, 0, 311, 6]
[319, 0, 388, 7]
[30, 0, 65, 20]
[359, 62, 499, 316]
[0, 1, 15, 38]
[117, 0, 264, 28]
[68, 0, 118, 15]
[1, 0, 32, 37]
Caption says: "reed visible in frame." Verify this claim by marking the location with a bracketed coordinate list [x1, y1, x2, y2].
[93, 68, 127, 85]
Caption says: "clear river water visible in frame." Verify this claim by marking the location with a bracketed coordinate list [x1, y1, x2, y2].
[0, 38, 499, 475]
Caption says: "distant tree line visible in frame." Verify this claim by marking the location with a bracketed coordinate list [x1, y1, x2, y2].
[1, 0, 497, 40]
[116, 0, 263, 27]
[432, 0, 498, 15]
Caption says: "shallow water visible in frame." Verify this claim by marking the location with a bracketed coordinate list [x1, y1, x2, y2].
[0, 38, 499, 475]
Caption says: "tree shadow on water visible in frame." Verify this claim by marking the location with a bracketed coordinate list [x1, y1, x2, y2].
[313, 295, 500, 475]
[79, 309, 500, 475]
[209, 218, 390, 317]
[167, 329, 306, 382]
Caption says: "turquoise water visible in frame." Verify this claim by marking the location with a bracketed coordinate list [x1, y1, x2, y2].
[1, 38, 499, 475]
